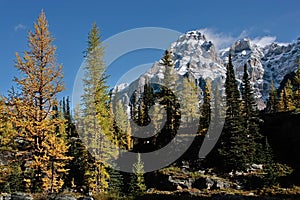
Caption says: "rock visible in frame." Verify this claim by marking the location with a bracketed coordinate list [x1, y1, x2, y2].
[216, 179, 224, 189]
[205, 177, 214, 189]
[176, 185, 183, 190]
[118, 30, 300, 113]
[186, 178, 193, 189]
[0, 193, 11, 200]
[78, 197, 93, 200]
[215, 179, 231, 190]
[53, 194, 77, 200]
[167, 174, 195, 190]
[231, 38, 252, 52]
[251, 164, 263, 170]
[146, 188, 155, 193]
[11, 193, 33, 200]
[235, 179, 244, 190]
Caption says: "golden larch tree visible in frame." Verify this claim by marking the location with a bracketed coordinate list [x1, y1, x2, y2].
[7, 11, 70, 193]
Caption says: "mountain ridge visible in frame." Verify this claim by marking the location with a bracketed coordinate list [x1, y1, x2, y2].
[116, 30, 300, 110]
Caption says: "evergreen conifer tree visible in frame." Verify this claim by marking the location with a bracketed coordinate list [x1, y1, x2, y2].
[240, 64, 264, 164]
[278, 80, 295, 112]
[199, 80, 211, 135]
[129, 153, 146, 196]
[217, 55, 249, 172]
[114, 91, 132, 150]
[160, 50, 179, 131]
[80, 23, 117, 193]
[266, 80, 278, 113]
[181, 76, 200, 125]
[294, 62, 300, 109]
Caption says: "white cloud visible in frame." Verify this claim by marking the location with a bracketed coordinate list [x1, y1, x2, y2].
[197, 28, 290, 49]
[14, 24, 26, 31]
[251, 36, 277, 47]
[197, 28, 249, 50]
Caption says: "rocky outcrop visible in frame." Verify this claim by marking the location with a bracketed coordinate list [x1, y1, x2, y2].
[117, 30, 300, 111]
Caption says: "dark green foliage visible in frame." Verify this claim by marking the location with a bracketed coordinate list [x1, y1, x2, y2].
[160, 50, 179, 131]
[263, 163, 294, 187]
[199, 80, 211, 135]
[294, 63, 300, 108]
[217, 54, 248, 172]
[224, 55, 242, 119]
[266, 80, 278, 113]
[108, 167, 124, 196]
[240, 64, 264, 164]
[56, 97, 89, 192]
[129, 51, 180, 152]
[241, 64, 257, 121]
[7, 162, 23, 193]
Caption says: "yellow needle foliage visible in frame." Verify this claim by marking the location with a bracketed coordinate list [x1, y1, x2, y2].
[6, 11, 70, 193]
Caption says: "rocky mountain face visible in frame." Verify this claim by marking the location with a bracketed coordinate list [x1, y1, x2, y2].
[222, 37, 300, 109]
[117, 31, 300, 110]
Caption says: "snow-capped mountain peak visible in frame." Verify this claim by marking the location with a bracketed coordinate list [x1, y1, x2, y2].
[117, 30, 300, 110]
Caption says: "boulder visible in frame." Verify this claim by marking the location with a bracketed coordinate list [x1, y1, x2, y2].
[11, 193, 33, 200]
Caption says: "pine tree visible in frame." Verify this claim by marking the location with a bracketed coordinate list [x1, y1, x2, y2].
[266, 80, 278, 113]
[7, 11, 70, 192]
[60, 97, 89, 191]
[80, 23, 117, 193]
[160, 51, 178, 96]
[0, 98, 20, 192]
[129, 153, 146, 196]
[150, 100, 164, 137]
[159, 50, 179, 135]
[240, 64, 264, 164]
[278, 80, 295, 112]
[114, 94, 131, 150]
[284, 80, 295, 111]
[181, 76, 200, 125]
[217, 54, 249, 172]
[199, 79, 211, 135]
[107, 166, 124, 196]
[293, 61, 300, 109]
[210, 83, 224, 136]
[130, 91, 139, 123]
[241, 64, 257, 120]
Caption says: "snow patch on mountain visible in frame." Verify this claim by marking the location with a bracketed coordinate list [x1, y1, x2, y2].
[117, 30, 300, 110]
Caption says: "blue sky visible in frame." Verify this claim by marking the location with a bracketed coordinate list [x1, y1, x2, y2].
[1, 0, 300, 99]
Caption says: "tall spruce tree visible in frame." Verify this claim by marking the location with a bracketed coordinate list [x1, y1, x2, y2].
[241, 64, 256, 120]
[7, 11, 70, 192]
[199, 79, 211, 135]
[266, 80, 278, 113]
[61, 97, 89, 191]
[217, 54, 249, 172]
[160, 50, 179, 131]
[240, 64, 263, 164]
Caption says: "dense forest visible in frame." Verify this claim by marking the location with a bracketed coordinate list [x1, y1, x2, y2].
[1, 11, 300, 200]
